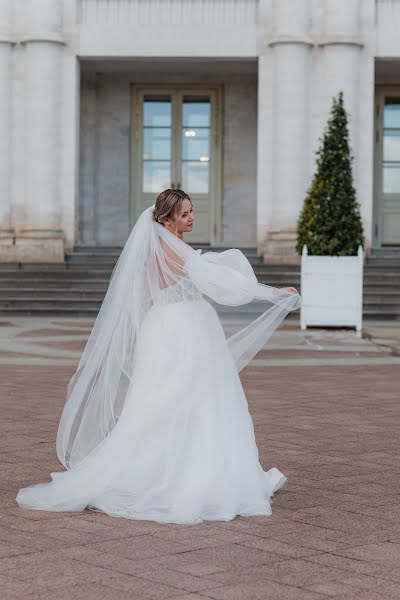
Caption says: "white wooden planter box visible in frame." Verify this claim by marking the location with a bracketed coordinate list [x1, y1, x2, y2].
[300, 245, 364, 335]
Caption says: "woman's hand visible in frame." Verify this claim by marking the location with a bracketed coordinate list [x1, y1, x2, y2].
[280, 286, 299, 294]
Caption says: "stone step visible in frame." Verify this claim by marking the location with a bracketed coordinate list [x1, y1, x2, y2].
[1, 291, 399, 306]
[366, 267, 400, 273]
[0, 306, 100, 317]
[0, 280, 109, 288]
[363, 286, 400, 293]
[0, 290, 107, 299]
[0, 287, 398, 300]
[0, 298, 106, 309]
[3, 259, 400, 273]
[0, 269, 302, 282]
[364, 275, 400, 282]
[368, 262, 400, 267]
[66, 246, 263, 264]
[73, 245, 123, 252]
[0, 307, 302, 320]
[0, 307, 396, 320]
[369, 248, 400, 256]
[0, 269, 115, 279]
[0, 281, 295, 291]
[0, 273, 396, 287]
[363, 310, 400, 320]
[5, 268, 400, 281]
[363, 300, 400, 308]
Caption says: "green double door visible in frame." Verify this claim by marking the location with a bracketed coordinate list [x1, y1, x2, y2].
[131, 87, 221, 244]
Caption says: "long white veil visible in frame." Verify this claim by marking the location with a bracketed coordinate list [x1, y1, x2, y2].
[56, 204, 301, 470]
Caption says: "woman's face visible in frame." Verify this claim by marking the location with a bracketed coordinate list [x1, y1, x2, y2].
[165, 199, 194, 236]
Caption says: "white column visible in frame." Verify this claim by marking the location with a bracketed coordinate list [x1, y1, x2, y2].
[0, 0, 14, 260]
[319, 0, 362, 155]
[60, 0, 80, 252]
[318, 0, 370, 248]
[15, 0, 65, 262]
[258, 0, 312, 264]
[256, 50, 274, 255]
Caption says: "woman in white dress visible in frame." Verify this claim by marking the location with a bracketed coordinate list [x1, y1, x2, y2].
[16, 189, 301, 525]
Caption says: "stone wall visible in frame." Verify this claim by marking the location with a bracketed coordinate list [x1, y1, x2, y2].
[222, 79, 257, 245]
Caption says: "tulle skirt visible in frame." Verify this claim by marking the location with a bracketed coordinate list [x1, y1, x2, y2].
[16, 298, 287, 524]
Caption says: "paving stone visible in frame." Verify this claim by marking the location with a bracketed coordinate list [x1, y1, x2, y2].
[335, 541, 400, 566]
[200, 579, 328, 599]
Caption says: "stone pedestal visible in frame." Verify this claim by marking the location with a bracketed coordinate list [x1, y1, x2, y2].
[263, 230, 301, 265]
[0, 230, 15, 262]
[15, 230, 64, 263]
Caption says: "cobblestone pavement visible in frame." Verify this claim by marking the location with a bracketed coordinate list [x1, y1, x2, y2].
[1, 317, 400, 599]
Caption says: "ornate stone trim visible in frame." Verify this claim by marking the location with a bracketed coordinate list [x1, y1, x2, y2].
[18, 33, 66, 46]
[268, 36, 314, 48]
[316, 36, 364, 48]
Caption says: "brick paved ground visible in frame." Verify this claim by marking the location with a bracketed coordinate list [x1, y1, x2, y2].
[1, 318, 400, 599]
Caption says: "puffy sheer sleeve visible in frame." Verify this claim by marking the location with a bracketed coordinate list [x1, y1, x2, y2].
[185, 248, 300, 307]
[184, 249, 258, 305]
[185, 248, 302, 372]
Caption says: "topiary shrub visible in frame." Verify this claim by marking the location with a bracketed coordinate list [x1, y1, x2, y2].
[296, 91, 364, 256]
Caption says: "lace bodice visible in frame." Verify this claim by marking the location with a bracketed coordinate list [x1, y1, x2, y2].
[154, 277, 203, 306]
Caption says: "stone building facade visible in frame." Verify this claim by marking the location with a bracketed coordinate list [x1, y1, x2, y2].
[0, 0, 399, 263]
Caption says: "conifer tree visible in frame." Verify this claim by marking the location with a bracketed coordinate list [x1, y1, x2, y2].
[296, 91, 364, 255]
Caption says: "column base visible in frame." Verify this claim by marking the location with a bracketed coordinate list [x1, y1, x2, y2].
[14, 230, 65, 263]
[263, 230, 301, 265]
[0, 230, 16, 262]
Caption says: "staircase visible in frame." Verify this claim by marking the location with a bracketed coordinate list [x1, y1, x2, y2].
[0, 246, 399, 321]
[363, 252, 400, 321]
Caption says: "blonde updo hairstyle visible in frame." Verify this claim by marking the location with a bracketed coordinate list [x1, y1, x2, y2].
[153, 189, 192, 225]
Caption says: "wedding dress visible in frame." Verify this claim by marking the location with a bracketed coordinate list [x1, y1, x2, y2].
[16, 204, 301, 525]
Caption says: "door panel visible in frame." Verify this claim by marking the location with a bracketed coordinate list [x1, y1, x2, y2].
[377, 94, 400, 245]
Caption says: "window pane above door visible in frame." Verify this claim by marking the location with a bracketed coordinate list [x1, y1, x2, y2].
[384, 98, 400, 129]
[182, 97, 211, 127]
[143, 97, 171, 127]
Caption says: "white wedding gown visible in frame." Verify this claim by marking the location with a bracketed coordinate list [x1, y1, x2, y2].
[16, 273, 288, 524]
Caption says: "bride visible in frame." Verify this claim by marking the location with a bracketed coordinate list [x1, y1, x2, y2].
[16, 188, 301, 525]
